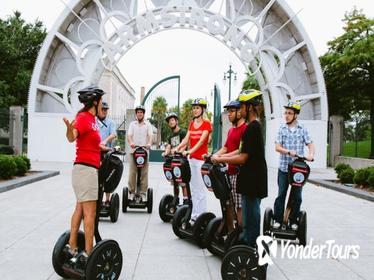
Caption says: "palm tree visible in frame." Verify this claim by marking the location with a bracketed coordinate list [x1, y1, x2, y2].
[151, 96, 168, 147]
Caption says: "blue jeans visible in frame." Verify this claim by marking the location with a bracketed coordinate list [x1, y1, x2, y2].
[242, 195, 261, 247]
[274, 169, 303, 224]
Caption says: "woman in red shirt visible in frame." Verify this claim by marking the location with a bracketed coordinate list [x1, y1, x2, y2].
[62, 86, 105, 263]
[177, 98, 212, 224]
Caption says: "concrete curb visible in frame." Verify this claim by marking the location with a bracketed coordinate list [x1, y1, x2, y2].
[308, 178, 374, 202]
[0, 170, 60, 193]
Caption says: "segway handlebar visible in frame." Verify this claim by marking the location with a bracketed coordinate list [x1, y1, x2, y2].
[294, 155, 314, 162]
[104, 147, 126, 158]
[203, 154, 226, 168]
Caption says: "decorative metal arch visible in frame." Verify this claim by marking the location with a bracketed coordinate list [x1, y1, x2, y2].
[141, 75, 181, 115]
[28, 0, 328, 167]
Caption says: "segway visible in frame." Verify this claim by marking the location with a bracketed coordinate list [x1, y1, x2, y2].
[263, 156, 312, 246]
[99, 150, 126, 223]
[171, 152, 215, 248]
[122, 146, 153, 213]
[201, 155, 243, 257]
[159, 154, 180, 222]
[221, 245, 267, 280]
[52, 149, 123, 279]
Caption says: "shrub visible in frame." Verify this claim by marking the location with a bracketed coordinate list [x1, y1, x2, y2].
[339, 167, 355, 184]
[0, 155, 17, 179]
[14, 156, 28, 176]
[0, 145, 14, 155]
[368, 171, 374, 188]
[335, 163, 351, 177]
[19, 155, 31, 171]
[353, 168, 370, 186]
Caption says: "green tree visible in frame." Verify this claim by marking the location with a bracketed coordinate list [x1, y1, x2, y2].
[179, 98, 193, 130]
[242, 72, 260, 91]
[150, 96, 168, 147]
[320, 9, 374, 158]
[0, 11, 47, 108]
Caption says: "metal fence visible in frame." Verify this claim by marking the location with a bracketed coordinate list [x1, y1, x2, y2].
[0, 108, 9, 145]
[343, 118, 371, 159]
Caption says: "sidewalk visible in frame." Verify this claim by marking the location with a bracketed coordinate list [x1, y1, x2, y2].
[0, 162, 373, 280]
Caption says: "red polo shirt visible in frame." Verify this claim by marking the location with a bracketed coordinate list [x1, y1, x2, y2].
[189, 119, 212, 160]
[74, 112, 101, 168]
[224, 122, 247, 174]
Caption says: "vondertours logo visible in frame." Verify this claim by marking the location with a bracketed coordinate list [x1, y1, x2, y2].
[256, 236, 360, 265]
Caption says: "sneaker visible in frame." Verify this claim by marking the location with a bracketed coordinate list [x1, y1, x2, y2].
[273, 222, 281, 229]
[63, 244, 78, 258]
[189, 219, 196, 227]
[129, 192, 135, 200]
[141, 193, 147, 202]
[70, 251, 88, 269]
[291, 223, 298, 231]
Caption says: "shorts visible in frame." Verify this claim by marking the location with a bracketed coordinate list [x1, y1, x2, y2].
[72, 164, 99, 202]
[229, 174, 242, 208]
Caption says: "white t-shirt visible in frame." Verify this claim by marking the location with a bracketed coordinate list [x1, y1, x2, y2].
[128, 121, 153, 152]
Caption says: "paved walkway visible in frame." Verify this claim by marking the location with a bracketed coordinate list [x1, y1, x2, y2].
[0, 162, 373, 280]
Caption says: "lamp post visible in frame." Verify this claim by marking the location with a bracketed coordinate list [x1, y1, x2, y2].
[223, 64, 237, 101]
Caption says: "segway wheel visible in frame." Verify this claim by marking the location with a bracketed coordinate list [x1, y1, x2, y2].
[221, 245, 266, 280]
[172, 204, 189, 238]
[122, 187, 128, 213]
[158, 194, 174, 222]
[263, 207, 273, 236]
[110, 193, 120, 223]
[205, 217, 224, 256]
[85, 239, 123, 280]
[193, 212, 216, 248]
[52, 230, 85, 278]
[147, 188, 153, 214]
[298, 210, 307, 246]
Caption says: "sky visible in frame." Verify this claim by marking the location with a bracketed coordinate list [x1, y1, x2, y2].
[1, 0, 373, 108]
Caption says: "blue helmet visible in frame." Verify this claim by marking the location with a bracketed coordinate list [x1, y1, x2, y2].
[223, 100, 240, 109]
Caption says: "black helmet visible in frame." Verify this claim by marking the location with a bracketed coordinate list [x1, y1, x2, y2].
[78, 86, 105, 104]
[135, 105, 145, 113]
[165, 112, 178, 122]
[223, 100, 240, 109]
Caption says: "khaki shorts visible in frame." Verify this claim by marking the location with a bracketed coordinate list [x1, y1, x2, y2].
[72, 164, 98, 202]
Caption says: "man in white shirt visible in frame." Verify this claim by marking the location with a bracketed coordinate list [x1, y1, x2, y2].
[127, 105, 153, 201]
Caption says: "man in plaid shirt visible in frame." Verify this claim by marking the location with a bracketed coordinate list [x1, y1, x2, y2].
[273, 101, 315, 230]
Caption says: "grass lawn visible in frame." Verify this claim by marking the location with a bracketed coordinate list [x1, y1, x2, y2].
[342, 139, 371, 158]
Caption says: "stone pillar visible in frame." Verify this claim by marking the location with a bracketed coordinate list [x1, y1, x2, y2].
[329, 115, 344, 166]
[9, 106, 24, 155]
[125, 109, 136, 161]
[140, 87, 145, 104]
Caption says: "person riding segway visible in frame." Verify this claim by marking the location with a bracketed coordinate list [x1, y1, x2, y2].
[122, 105, 153, 213]
[203, 100, 247, 256]
[159, 112, 187, 222]
[213, 89, 268, 280]
[176, 98, 212, 226]
[53, 86, 123, 279]
[263, 101, 314, 245]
